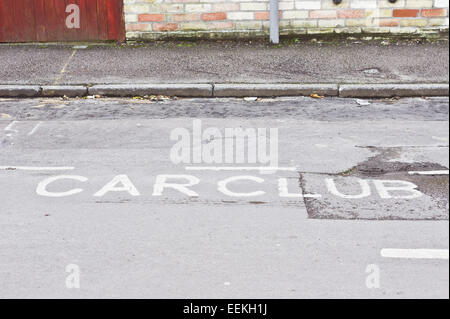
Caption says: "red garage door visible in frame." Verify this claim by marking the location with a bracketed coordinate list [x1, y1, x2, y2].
[0, 0, 125, 42]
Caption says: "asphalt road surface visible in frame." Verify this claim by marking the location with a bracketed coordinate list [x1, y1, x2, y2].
[0, 96, 448, 298]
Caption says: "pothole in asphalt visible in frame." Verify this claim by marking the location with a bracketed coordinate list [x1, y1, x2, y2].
[300, 147, 449, 220]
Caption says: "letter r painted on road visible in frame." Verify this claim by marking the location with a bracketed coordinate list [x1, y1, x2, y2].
[153, 175, 200, 197]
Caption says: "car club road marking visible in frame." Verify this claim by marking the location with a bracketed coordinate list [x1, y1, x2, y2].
[1, 165, 448, 262]
[381, 249, 449, 260]
[0, 165, 448, 206]
[8, 173, 437, 201]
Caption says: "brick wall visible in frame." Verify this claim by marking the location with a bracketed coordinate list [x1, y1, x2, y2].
[124, 0, 449, 40]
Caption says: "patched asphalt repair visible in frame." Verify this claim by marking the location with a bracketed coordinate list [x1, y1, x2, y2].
[300, 146, 449, 220]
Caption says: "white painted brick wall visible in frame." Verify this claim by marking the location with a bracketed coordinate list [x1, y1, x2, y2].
[295, 1, 321, 10]
[351, 0, 378, 9]
[124, 0, 450, 39]
[435, 0, 449, 8]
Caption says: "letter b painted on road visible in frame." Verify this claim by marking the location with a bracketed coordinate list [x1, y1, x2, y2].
[373, 180, 423, 199]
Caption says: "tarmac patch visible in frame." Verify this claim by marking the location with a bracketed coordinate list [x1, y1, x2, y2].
[300, 147, 449, 220]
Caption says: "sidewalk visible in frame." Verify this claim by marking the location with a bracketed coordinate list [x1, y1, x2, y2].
[0, 41, 448, 97]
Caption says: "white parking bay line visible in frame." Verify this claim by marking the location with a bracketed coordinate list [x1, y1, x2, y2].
[4, 121, 19, 132]
[27, 122, 43, 136]
[0, 166, 75, 171]
[4, 120, 19, 136]
[381, 249, 449, 260]
[408, 170, 449, 176]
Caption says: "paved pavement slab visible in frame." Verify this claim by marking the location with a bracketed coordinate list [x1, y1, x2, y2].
[1, 42, 448, 85]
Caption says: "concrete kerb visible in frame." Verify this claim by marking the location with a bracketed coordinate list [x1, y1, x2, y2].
[42, 85, 88, 97]
[0, 83, 448, 98]
[0, 85, 41, 97]
[213, 83, 339, 97]
[339, 83, 449, 98]
[88, 84, 214, 97]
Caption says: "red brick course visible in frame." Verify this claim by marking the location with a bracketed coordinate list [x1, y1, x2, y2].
[393, 9, 419, 18]
[127, 23, 149, 31]
[255, 12, 270, 20]
[310, 10, 337, 19]
[338, 10, 364, 19]
[153, 23, 179, 31]
[138, 14, 164, 22]
[421, 9, 447, 17]
[201, 12, 227, 21]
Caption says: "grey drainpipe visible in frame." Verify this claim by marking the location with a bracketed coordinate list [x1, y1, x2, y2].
[269, 0, 279, 44]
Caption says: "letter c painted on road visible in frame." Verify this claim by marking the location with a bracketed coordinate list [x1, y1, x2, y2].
[36, 175, 88, 197]
[217, 175, 265, 197]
